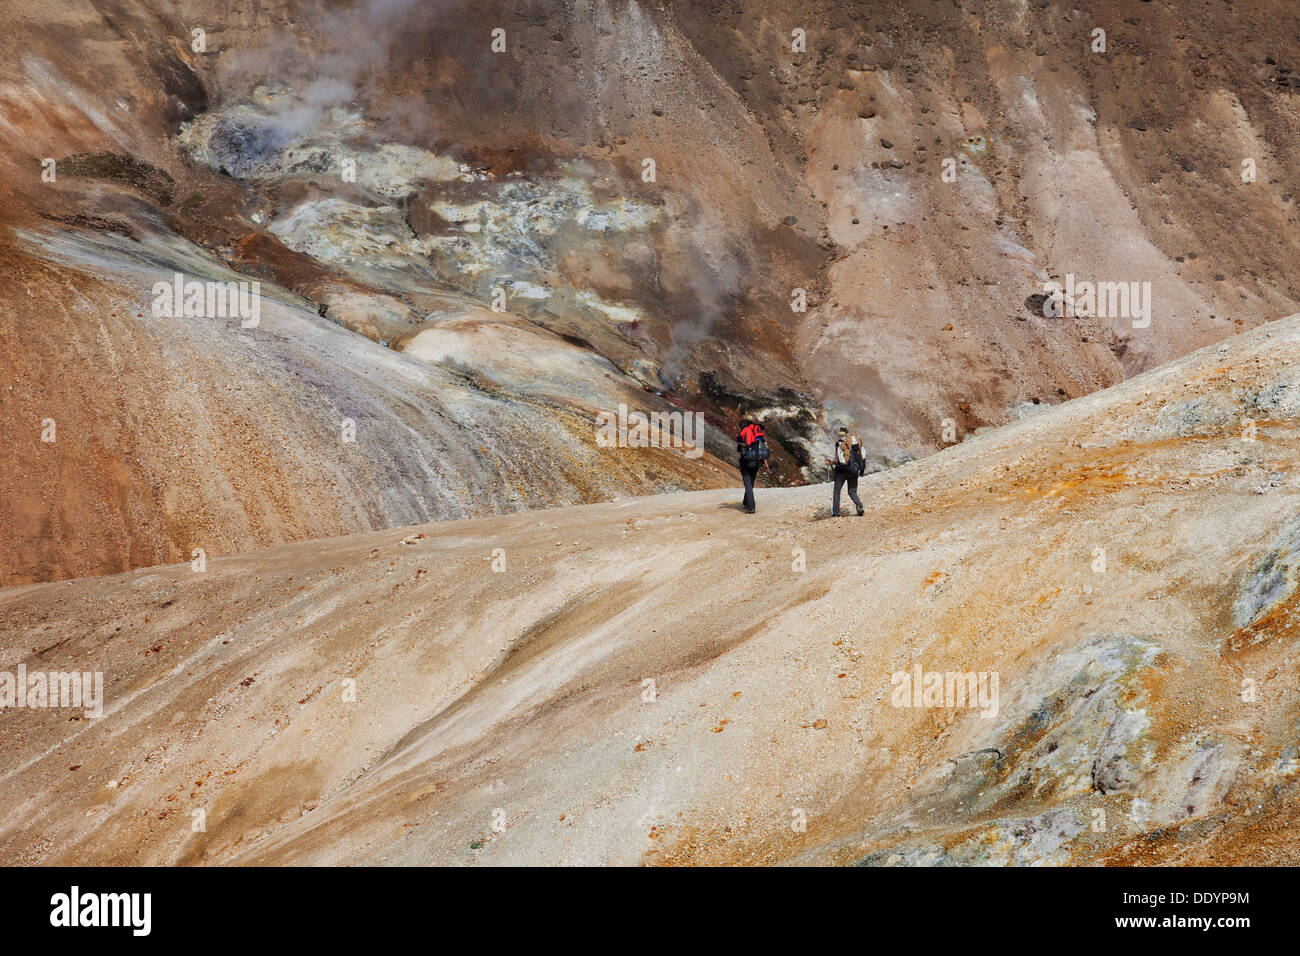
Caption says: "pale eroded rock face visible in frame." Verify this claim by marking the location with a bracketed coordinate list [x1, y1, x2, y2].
[2, 221, 737, 585]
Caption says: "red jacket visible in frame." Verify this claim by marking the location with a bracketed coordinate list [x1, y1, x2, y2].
[737, 423, 764, 446]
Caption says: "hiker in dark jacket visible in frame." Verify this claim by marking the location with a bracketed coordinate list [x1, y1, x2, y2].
[826, 425, 865, 517]
[735, 418, 770, 514]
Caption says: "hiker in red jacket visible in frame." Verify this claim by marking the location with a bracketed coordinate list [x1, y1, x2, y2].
[735, 417, 770, 514]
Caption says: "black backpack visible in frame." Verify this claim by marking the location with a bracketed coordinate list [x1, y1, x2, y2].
[835, 438, 865, 477]
[740, 434, 770, 467]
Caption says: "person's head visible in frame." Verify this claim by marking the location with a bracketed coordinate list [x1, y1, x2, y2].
[838, 425, 849, 436]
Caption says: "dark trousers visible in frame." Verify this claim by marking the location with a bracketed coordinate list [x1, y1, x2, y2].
[740, 465, 759, 512]
[833, 472, 862, 516]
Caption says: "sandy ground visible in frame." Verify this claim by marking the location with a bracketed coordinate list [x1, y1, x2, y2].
[2, 316, 1299, 865]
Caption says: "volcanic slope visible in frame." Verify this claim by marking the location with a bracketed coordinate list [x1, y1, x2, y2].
[6, 0, 1300, 585]
[2, 315, 1299, 865]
